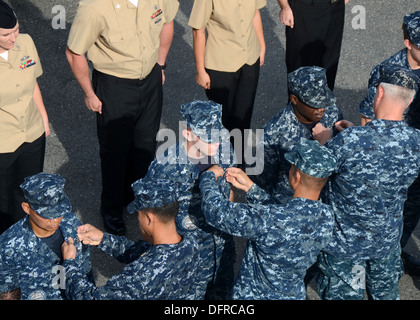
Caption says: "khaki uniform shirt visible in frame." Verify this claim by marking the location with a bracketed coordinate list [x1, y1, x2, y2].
[67, 0, 179, 79]
[188, 0, 266, 72]
[0, 34, 44, 153]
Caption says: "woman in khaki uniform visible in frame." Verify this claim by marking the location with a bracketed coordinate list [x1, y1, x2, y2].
[0, 1, 49, 234]
[189, 0, 266, 165]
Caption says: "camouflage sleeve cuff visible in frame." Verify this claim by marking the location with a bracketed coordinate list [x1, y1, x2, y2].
[62, 258, 96, 300]
[246, 183, 275, 205]
[99, 232, 136, 263]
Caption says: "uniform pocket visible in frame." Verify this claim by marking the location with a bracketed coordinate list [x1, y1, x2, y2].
[108, 31, 134, 53]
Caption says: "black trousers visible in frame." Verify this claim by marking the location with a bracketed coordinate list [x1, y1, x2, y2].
[0, 133, 45, 234]
[92, 64, 163, 219]
[286, 0, 345, 91]
[205, 59, 260, 165]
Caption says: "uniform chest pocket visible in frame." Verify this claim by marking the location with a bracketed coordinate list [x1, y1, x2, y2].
[149, 14, 164, 31]
[108, 31, 136, 52]
[0, 66, 35, 109]
[148, 17, 164, 49]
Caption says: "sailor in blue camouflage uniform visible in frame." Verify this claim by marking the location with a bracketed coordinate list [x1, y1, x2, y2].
[0, 173, 92, 300]
[199, 139, 336, 299]
[252, 66, 343, 203]
[318, 64, 420, 300]
[359, 11, 420, 124]
[358, 11, 420, 274]
[144, 100, 236, 299]
[61, 178, 199, 300]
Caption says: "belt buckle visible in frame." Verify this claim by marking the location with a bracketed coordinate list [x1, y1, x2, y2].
[331, 0, 338, 3]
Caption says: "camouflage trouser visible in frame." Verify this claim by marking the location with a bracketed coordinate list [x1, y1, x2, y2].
[205, 233, 236, 300]
[316, 247, 404, 300]
[401, 174, 420, 249]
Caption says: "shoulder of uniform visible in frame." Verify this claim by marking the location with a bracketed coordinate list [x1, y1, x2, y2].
[76, 0, 107, 13]
[0, 220, 28, 250]
[17, 33, 31, 40]
[15, 33, 33, 45]
[78, 0, 103, 5]
[61, 212, 82, 227]
[263, 107, 289, 130]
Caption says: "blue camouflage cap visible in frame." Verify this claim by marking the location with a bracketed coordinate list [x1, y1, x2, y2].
[127, 178, 178, 214]
[358, 86, 376, 118]
[288, 66, 336, 109]
[369, 63, 419, 93]
[180, 100, 229, 143]
[20, 173, 72, 219]
[403, 11, 420, 47]
[284, 139, 337, 178]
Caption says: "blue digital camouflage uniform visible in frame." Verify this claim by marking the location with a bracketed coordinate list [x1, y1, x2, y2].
[358, 11, 420, 251]
[144, 100, 236, 300]
[319, 65, 420, 300]
[358, 49, 418, 122]
[199, 140, 336, 299]
[0, 173, 92, 300]
[63, 178, 199, 300]
[359, 11, 420, 127]
[252, 66, 343, 203]
[63, 232, 198, 300]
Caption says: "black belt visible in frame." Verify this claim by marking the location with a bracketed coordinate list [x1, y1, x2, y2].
[93, 64, 158, 84]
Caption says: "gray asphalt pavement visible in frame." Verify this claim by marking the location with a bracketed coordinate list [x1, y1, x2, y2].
[5, 0, 420, 300]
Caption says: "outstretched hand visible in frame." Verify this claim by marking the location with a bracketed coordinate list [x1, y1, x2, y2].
[207, 165, 225, 180]
[225, 167, 254, 193]
[312, 123, 333, 145]
[334, 120, 355, 132]
[77, 224, 104, 246]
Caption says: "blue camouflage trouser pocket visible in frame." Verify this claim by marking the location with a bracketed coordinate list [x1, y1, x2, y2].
[316, 248, 403, 300]
[316, 252, 366, 300]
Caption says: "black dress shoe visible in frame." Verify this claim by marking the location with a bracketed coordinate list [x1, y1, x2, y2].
[402, 251, 420, 277]
[103, 214, 126, 236]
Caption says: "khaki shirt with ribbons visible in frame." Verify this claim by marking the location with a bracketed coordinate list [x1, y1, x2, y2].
[188, 0, 267, 72]
[67, 0, 179, 79]
[0, 34, 44, 153]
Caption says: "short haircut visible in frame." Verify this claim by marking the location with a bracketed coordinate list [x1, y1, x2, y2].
[290, 165, 329, 190]
[402, 24, 411, 42]
[141, 201, 179, 224]
[0, 288, 21, 300]
[379, 82, 416, 107]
